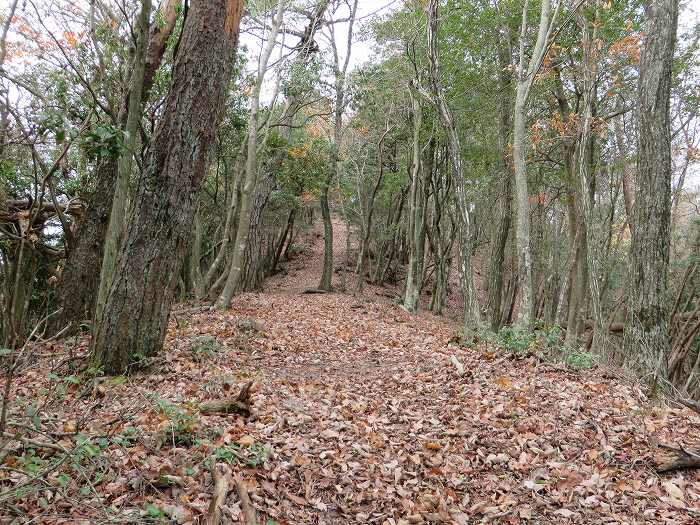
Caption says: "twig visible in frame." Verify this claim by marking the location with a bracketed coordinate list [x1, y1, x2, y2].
[1, 432, 67, 452]
[234, 473, 257, 525]
[206, 463, 231, 525]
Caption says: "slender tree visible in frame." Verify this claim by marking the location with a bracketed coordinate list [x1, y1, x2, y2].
[216, 0, 285, 309]
[512, 0, 560, 327]
[416, 0, 481, 330]
[318, 0, 358, 291]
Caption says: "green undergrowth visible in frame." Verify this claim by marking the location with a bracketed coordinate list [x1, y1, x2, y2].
[460, 324, 600, 371]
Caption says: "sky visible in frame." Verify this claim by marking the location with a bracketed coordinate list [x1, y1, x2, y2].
[238, 0, 402, 101]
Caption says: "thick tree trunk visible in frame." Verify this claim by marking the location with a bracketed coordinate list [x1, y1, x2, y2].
[622, 0, 679, 391]
[52, 1, 179, 335]
[575, 5, 604, 351]
[90, 0, 244, 374]
[513, 90, 533, 328]
[51, 157, 117, 334]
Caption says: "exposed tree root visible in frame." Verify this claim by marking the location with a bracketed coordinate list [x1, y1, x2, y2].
[199, 381, 253, 416]
[301, 288, 329, 294]
[234, 473, 257, 525]
[657, 399, 700, 473]
[206, 463, 230, 525]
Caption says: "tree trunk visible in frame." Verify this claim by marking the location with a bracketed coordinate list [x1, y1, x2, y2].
[404, 91, 425, 313]
[512, 0, 559, 328]
[575, 4, 604, 351]
[622, 0, 679, 391]
[319, 0, 359, 292]
[51, 156, 117, 334]
[488, 37, 513, 331]
[216, 0, 284, 309]
[418, 0, 481, 331]
[90, 0, 244, 375]
[94, 0, 152, 323]
[52, 0, 179, 335]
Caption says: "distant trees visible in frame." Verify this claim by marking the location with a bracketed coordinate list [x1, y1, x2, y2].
[337, 0, 695, 393]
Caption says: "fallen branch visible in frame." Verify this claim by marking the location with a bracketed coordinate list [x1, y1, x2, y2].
[206, 463, 230, 525]
[679, 398, 700, 415]
[301, 288, 328, 294]
[656, 399, 700, 473]
[234, 473, 257, 525]
[199, 381, 253, 416]
[450, 355, 465, 376]
[657, 444, 700, 473]
[1, 432, 67, 452]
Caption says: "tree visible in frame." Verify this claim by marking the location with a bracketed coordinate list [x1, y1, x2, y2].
[622, 0, 679, 390]
[512, 0, 560, 327]
[52, 0, 180, 335]
[90, 0, 244, 374]
[414, 0, 481, 331]
[317, 0, 359, 291]
[216, 0, 285, 309]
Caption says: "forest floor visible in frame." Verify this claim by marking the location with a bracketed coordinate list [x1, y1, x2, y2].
[2, 219, 700, 524]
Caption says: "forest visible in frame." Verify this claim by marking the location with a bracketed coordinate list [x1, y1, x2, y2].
[1, 0, 700, 522]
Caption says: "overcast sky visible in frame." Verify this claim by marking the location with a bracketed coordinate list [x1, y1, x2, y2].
[239, 0, 401, 101]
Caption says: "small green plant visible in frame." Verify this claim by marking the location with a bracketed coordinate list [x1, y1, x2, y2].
[190, 335, 220, 362]
[485, 324, 563, 356]
[150, 395, 198, 447]
[496, 326, 537, 354]
[210, 443, 271, 468]
[113, 427, 140, 447]
[144, 503, 166, 520]
[563, 348, 598, 370]
[18, 450, 47, 474]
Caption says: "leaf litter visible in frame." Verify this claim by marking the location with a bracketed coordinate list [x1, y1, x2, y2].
[1, 219, 699, 524]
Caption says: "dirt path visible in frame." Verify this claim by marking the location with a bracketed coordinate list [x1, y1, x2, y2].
[5, 221, 700, 524]
[177, 224, 698, 524]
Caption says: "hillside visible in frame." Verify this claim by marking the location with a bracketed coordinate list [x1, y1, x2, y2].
[2, 221, 700, 524]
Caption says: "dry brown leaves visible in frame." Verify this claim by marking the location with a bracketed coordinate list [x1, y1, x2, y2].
[1, 220, 699, 524]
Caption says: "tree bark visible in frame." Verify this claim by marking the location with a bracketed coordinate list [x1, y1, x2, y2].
[622, 0, 679, 391]
[90, 0, 244, 374]
[51, 156, 117, 334]
[52, 0, 180, 335]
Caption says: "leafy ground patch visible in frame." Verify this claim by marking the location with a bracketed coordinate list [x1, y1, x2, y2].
[2, 220, 699, 524]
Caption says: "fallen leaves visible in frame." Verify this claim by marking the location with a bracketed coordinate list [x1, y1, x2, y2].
[2, 220, 700, 524]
